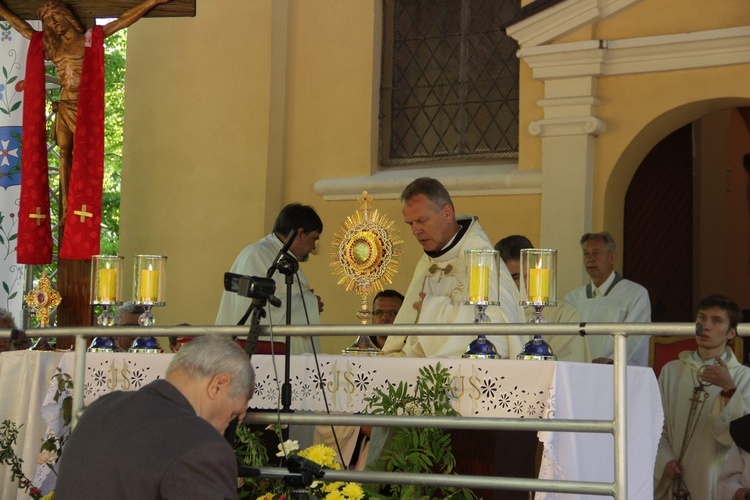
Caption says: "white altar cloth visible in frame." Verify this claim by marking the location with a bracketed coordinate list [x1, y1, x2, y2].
[0, 351, 65, 500]
[2, 351, 663, 499]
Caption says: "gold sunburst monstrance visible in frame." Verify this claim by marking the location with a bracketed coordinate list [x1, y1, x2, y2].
[331, 192, 402, 354]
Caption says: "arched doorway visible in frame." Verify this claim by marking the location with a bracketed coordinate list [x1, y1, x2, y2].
[622, 106, 750, 322]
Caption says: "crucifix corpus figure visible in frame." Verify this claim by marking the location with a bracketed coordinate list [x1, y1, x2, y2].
[0, 0, 171, 215]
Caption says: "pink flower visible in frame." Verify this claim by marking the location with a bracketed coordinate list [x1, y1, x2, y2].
[36, 449, 57, 465]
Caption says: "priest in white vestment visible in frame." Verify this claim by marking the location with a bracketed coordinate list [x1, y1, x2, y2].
[564, 231, 651, 365]
[381, 177, 527, 359]
[654, 295, 750, 500]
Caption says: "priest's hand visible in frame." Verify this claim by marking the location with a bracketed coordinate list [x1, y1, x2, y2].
[664, 459, 683, 479]
[699, 356, 735, 390]
[309, 289, 324, 314]
[413, 292, 425, 313]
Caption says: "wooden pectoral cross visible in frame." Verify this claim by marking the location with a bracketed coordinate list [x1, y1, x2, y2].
[3, 0, 195, 19]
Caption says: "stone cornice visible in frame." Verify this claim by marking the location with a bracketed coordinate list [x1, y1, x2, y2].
[519, 26, 750, 80]
[313, 163, 541, 201]
[506, 0, 643, 48]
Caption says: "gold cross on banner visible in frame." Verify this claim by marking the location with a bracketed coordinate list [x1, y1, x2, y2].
[73, 205, 93, 223]
[29, 207, 47, 226]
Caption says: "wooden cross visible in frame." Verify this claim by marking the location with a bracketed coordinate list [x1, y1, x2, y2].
[29, 206, 47, 226]
[7, 0, 194, 347]
[3, 0, 195, 19]
[73, 204, 93, 223]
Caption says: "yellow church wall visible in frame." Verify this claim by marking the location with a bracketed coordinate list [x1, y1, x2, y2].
[120, 1, 278, 327]
[120, 0, 542, 353]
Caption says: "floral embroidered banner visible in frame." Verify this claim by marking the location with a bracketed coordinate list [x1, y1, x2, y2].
[0, 24, 29, 318]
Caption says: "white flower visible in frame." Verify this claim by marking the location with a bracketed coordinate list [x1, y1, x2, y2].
[276, 439, 300, 457]
[0, 139, 19, 167]
[36, 449, 58, 465]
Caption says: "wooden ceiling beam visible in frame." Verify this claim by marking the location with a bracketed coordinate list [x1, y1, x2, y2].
[2, 0, 195, 20]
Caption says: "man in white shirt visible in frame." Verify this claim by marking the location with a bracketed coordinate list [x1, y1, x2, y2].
[564, 231, 651, 365]
[215, 203, 324, 355]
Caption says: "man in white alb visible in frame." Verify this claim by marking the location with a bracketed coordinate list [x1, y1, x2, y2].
[215, 203, 324, 355]
[563, 231, 651, 365]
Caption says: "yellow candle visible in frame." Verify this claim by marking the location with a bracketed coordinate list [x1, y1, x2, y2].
[529, 267, 550, 302]
[469, 265, 490, 302]
[97, 268, 118, 302]
[138, 268, 159, 302]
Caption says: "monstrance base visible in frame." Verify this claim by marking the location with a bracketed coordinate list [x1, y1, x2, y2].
[87, 336, 120, 352]
[342, 335, 383, 356]
[128, 336, 163, 353]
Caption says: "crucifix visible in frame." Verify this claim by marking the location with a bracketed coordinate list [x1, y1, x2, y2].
[0, 0, 194, 343]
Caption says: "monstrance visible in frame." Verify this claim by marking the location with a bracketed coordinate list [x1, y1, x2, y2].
[331, 191, 402, 355]
[25, 272, 62, 349]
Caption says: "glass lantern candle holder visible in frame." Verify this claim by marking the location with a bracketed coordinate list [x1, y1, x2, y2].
[131, 255, 167, 352]
[88, 255, 124, 352]
[520, 248, 557, 309]
[517, 248, 557, 361]
[462, 249, 501, 359]
[133, 255, 166, 306]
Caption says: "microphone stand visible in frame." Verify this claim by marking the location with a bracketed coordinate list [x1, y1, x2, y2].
[275, 256, 299, 422]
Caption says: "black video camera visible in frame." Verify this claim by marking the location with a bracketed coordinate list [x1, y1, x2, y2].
[224, 272, 276, 301]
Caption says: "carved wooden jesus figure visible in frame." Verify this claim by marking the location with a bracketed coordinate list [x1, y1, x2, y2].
[0, 0, 171, 213]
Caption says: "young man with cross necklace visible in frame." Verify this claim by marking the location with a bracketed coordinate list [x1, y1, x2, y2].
[654, 295, 750, 500]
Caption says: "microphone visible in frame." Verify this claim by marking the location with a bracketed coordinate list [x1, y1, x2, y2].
[267, 228, 299, 278]
[695, 322, 702, 336]
[10, 328, 24, 341]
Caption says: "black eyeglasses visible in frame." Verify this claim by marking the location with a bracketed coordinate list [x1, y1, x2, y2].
[373, 309, 399, 317]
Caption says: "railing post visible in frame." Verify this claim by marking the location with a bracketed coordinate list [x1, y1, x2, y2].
[613, 330, 627, 499]
[72, 334, 87, 428]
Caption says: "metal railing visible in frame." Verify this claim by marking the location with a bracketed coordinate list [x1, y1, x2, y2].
[4, 322, 747, 498]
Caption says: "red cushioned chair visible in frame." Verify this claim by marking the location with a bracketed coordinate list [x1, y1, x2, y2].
[233, 338, 286, 355]
[649, 335, 743, 379]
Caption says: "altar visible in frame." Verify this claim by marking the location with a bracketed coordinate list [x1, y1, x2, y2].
[0, 351, 663, 499]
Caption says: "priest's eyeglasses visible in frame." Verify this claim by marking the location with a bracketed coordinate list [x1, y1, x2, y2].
[373, 309, 399, 317]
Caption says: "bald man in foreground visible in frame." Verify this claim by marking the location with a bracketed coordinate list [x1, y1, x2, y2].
[55, 336, 254, 499]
